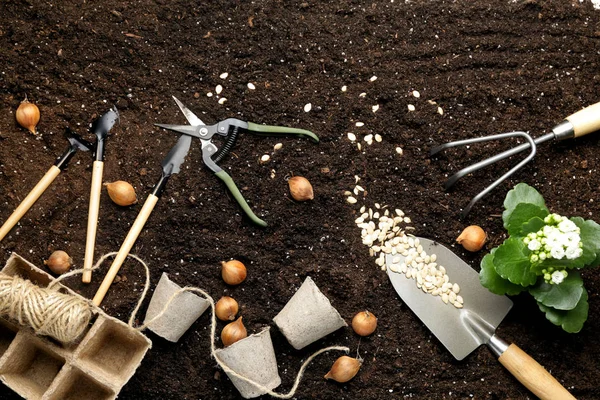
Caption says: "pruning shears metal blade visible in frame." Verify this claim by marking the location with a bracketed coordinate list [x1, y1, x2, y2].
[172, 96, 205, 126]
[161, 134, 193, 177]
[154, 124, 203, 138]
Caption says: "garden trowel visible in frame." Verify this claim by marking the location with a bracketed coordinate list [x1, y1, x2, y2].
[385, 238, 575, 400]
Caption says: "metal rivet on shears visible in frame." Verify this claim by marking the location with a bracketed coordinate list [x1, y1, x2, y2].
[199, 127, 209, 136]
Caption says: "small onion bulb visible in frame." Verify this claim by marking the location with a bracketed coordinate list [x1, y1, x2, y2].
[104, 181, 138, 206]
[44, 250, 72, 275]
[221, 316, 247, 346]
[221, 260, 247, 285]
[16, 98, 40, 135]
[215, 296, 239, 321]
[351, 310, 377, 336]
[456, 225, 487, 252]
[288, 176, 314, 201]
[324, 356, 362, 383]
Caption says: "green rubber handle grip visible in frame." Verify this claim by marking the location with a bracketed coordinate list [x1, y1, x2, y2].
[215, 170, 268, 227]
[247, 122, 319, 143]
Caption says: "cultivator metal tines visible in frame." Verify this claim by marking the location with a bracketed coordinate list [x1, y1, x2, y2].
[430, 101, 600, 217]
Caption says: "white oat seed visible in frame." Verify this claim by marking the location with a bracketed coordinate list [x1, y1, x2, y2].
[215, 85, 223, 94]
[412, 90, 421, 98]
[408, 104, 415, 111]
[359, 92, 367, 98]
[347, 196, 357, 204]
[247, 82, 256, 90]
[372, 105, 380, 112]
[396, 147, 403, 155]
[375, 134, 382, 142]
[347, 132, 357, 141]
[341, 85, 347, 92]
[218, 97, 227, 104]
[355, 122, 365, 127]
[437, 107, 444, 115]
[364, 134, 373, 143]
[207, 92, 213, 97]
[304, 103, 312, 112]
[273, 143, 283, 151]
[219, 72, 229, 79]
[260, 154, 270, 163]
[369, 76, 377, 82]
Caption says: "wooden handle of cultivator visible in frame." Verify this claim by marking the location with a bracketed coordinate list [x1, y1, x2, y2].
[83, 161, 104, 283]
[498, 343, 576, 400]
[566, 101, 600, 138]
[92, 193, 159, 306]
[0, 165, 61, 242]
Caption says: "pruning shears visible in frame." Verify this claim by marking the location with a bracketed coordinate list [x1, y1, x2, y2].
[155, 96, 319, 227]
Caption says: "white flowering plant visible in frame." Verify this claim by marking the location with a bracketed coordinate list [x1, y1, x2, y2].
[480, 183, 600, 333]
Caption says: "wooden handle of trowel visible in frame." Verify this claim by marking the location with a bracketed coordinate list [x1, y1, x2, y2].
[498, 343, 576, 400]
[83, 161, 104, 283]
[566, 101, 600, 138]
[0, 165, 61, 242]
[92, 193, 159, 306]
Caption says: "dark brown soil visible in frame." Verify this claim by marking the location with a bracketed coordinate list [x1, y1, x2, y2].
[1, 1, 600, 399]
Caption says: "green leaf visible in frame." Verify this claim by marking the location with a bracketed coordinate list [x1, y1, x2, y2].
[480, 250, 526, 295]
[506, 204, 549, 237]
[519, 216, 546, 236]
[493, 237, 537, 286]
[529, 272, 584, 310]
[502, 183, 548, 229]
[573, 217, 600, 267]
[538, 288, 589, 333]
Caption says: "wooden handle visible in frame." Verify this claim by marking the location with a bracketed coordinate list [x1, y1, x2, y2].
[565, 101, 600, 138]
[498, 343, 576, 400]
[92, 194, 159, 306]
[0, 166, 61, 242]
[82, 161, 104, 283]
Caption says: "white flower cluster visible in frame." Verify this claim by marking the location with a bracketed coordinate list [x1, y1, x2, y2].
[523, 213, 583, 264]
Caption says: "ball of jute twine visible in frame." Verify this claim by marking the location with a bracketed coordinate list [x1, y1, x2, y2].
[0, 273, 92, 343]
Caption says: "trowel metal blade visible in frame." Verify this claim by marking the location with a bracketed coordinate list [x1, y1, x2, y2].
[385, 238, 513, 360]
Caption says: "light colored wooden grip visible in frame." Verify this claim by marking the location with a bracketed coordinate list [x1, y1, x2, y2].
[498, 343, 576, 400]
[82, 161, 104, 283]
[0, 165, 61, 242]
[565, 101, 600, 138]
[92, 194, 159, 306]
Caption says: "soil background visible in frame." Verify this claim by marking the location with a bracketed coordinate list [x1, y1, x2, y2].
[1, 0, 600, 399]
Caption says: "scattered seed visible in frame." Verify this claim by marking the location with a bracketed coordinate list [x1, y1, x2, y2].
[347, 196, 357, 204]
[357, 143, 362, 151]
[273, 143, 283, 151]
[437, 106, 444, 115]
[396, 147, 403, 155]
[408, 104, 415, 111]
[452, 283, 460, 294]
[207, 92, 213, 97]
[344, 191, 352, 196]
[364, 134, 373, 143]
[369, 76, 377, 82]
[347, 132, 356, 141]
[218, 97, 227, 105]
[375, 134, 382, 142]
[270, 169, 276, 179]
[355, 122, 364, 127]
[359, 92, 367, 98]
[304, 103, 312, 112]
[372, 105, 380, 112]
[219, 72, 229, 79]
[454, 302, 464, 309]
[341, 85, 347, 92]
[260, 154, 270, 163]
[215, 85, 223, 94]
[247, 82, 256, 90]
[412, 90, 421, 98]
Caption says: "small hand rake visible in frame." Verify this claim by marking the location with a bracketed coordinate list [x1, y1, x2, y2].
[430, 102, 600, 217]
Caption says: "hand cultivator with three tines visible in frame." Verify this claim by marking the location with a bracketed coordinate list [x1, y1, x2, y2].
[155, 96, 319, 227]
[430, 102, 600, 217]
